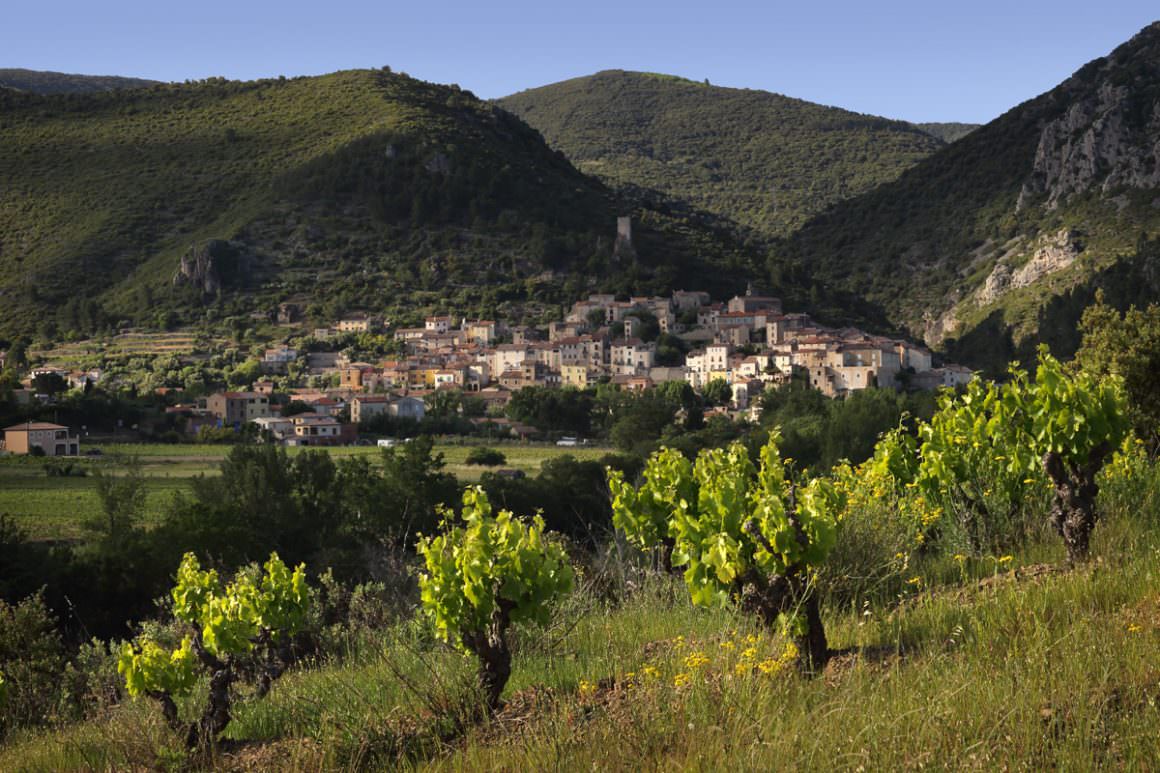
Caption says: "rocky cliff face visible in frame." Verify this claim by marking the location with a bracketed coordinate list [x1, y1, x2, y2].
[1019, 24, 1160, 210]
[975, 229, 1085, 306]
[173, 240, 247, 295]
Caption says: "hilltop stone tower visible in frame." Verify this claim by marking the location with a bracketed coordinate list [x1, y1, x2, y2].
[612, 215, 636, 261]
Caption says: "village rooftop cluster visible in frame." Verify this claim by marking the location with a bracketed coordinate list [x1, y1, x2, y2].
[1, 288, 971, 455]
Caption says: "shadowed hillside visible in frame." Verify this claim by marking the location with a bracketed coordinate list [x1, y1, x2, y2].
[781, 21, 1160, 370]
[0, 69, 775, 339]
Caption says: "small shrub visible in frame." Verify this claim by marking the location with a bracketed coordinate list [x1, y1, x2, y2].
[0, 591, 66, 740]
[464, 447, 506, 466]
[57, 637, 124, 722]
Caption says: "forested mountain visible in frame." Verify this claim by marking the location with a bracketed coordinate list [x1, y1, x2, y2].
[0, 69, 779, 340]
[497, 71, 945, 236]
[780, 21, 1160, 373]
[914, 122, 979, 143]
[0, 68, 159, 93]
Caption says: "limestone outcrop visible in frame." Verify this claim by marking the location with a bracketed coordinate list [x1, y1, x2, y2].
[173, 240, 247, 295]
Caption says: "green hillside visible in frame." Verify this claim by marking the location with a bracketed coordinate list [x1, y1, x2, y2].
[0, 68, 159, 93]
[0, 69, 765, 341]
[914, 121, 979, 143]
[781, 21, 1160, 372]
[497, 70, 945, 237]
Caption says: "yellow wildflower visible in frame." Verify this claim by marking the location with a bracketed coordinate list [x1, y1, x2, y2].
[757, 658, 784, 675]
[684, 652, 711, 669]
[642, 665, 660, 679]
[953, 554, 967, 563]
[1127, 623, 1142, 633]
[719, 640, 735, 651]
[733, 662, 750, 676]
[741, 647, 758, 660]
[906, 576, 923, 586]
[673, 672, 691, 688]
[579, 679, 596, 697]
[998, 555, 1013, 565]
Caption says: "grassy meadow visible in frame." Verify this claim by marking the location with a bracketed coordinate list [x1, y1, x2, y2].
[2, 512, 1158, 771]
[0, 441, 611, 541]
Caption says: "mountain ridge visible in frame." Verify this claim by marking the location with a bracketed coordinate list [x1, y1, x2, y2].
[497, 70, 946, 237]
[0, 68, 789, 341]
[780, 20, 1160, 371]
[0, 68, 160, 93]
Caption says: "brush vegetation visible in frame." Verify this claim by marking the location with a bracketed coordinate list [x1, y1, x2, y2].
[0, 68, 763, 341]
[498, 70, 944, 237]
[2, 480, 1158, 770]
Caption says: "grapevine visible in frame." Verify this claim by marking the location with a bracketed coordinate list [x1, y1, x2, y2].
[607, 432, 842, 669]
[416, 486, 574, 710]
[118, 552, 312, 748]
[1027, 347, 1129, 561]
[909, 347, 1127, 560]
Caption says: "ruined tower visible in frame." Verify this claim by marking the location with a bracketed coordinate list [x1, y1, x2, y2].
[612, 216, 636, 261]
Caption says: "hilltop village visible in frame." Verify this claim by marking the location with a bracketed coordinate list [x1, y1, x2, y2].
[1, 287, 971, 452]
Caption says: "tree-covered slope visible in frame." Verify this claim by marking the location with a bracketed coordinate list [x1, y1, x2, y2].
[781, 21, 1160, 372]
[497, 70, 945, 237]
[0, 69, 766, 340]
[0, 68, 159, 93]
[914, 122, 979, 144]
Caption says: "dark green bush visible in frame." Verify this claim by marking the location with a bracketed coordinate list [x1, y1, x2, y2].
[465, 447, 506, 466]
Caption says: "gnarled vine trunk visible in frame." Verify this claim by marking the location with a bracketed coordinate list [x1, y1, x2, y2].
[739, 570, 829, 671]
[462, 598, 515, 712]
[1043, 443, 1110, 564]
[741, 485, 830, 672]
[186, 633, 236, 749]
[148, 667, 236, 750]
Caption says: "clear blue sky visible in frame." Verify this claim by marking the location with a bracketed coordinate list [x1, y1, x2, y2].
[5, 1, 1156, 123]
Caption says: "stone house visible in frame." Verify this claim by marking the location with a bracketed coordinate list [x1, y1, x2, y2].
[206, 392, 271, 425]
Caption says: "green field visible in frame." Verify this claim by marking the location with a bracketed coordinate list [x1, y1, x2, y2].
[0, 442, 612, 541]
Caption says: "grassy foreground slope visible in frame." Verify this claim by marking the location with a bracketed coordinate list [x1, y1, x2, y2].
[3, 495, 1158, 770]
[498, 70, 944, 237]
